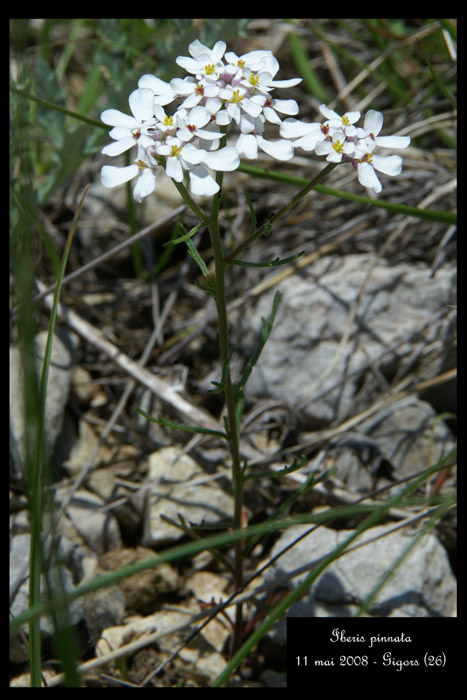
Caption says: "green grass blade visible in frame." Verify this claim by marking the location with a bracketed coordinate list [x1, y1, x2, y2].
[238, 163, 457, 225]
[27, 185, 88, 686]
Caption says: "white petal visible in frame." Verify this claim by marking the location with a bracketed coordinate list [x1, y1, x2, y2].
[236, 133, 257, 159]
[315, 140, 333, 156]
[363, 110, 383, 136]
[241, 99, 263, 118]
[216, 110, 231, 126]
[101, 164, 138, 188]
[326, 150, 344, 163]
[263, 107, 282, 125]
[170, 77, 196, 95]
[153, 92, 177, 106]
[129, 88, 155, 123]
[205, 97, 222, 114]
[192, 128, 222, 140]
[280, 119, 320, 139]
[181, 143, 208, 165]
[189, 105, 211, 128]
[176, 56, 202, 74]
[211, 40, 226, 64]
[269, 77, 302, 88]
[257, 135, 294, 161]
[138, 74, 171, 95]
[343, 111, 361, 125]
[187, 39, 209, 60]
[270, 99, 299, 116]
[372, 154, 403, 176]
[101, 137, 135, 156]
[180, 94, 202, 109]
[319, 105, 341, 121]
[133, 168, 156, 202]
[101, 109, 137, 129]
[108, 126, 131, 140]
[189, 165, 219, 195]
[166, 156, 183, 182]
[203, 146, 239, 171]
[375, 135, 411, 149]
[294, 131, 325, 151]
[357, 162, 382, 192]
[255, 54, 279, 77]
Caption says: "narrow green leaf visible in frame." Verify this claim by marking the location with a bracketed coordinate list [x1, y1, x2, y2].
[230, 251, 304, 268]
[186, 236, 209, 276]
[244, 455, 308, 482]
[163, 221, 204, 246]
[235, 291, 280, 402]
[137, 408, 227, 439]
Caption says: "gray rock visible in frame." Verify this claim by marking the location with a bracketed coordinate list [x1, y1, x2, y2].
[9, 532, 84, 662]
[242, 255, 456, 426]
[144, 447, 235, 546]
[10, 331, 72, 472]
[264, 523, 456, 635]
[308, 396, 455, 490]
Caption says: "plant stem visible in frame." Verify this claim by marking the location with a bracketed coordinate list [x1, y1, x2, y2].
[207, 186, 245, 651]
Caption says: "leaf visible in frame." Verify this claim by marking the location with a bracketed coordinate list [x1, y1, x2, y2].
[137, 408, 227, 439]
[163, 221, 204, 246]
[235, 291, 280, 403]
[230, 251, 304, 268]
[186, 236, 209, 276]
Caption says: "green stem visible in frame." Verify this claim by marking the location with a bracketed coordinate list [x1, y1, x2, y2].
[207, 182, 245, 652]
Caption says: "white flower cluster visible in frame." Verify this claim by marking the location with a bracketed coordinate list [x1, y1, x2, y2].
[281, 105, 411, 193]
[100, 39, 302, 201]
[100, 39, 411, 201]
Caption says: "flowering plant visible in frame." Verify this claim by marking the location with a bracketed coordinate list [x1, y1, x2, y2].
[100, 39, 410, 201]
[99, 38, 412, 656]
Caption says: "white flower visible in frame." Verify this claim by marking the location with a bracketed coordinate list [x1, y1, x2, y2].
[156, 138, 207, 183]
[319, 105, 361, 137]
[176, 39, 226, 81]
[217, 85, 263, 125]
[352, 110, 410, 192]
[101, 145, 157, 203]
[314, 130, 355, 162]
[152, 104, 176, 133]
[169, 76, 221, 109]
[356, 150, 404, 194]
[100, 88, 157, 156]
[261, 96, 300, 125]
[224, 49, 274, 73]
[358, 109, 411, 150]
[174, 105, 221, 143]
[156, 137, 239, 195]
[239, 64, 302, 96]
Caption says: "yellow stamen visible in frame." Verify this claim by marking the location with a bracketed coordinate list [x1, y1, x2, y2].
[170, 144, 182, 157]
[204, 63, 215, 75]
[229, 89, 244, 104]
[332, 140, 344, 154]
